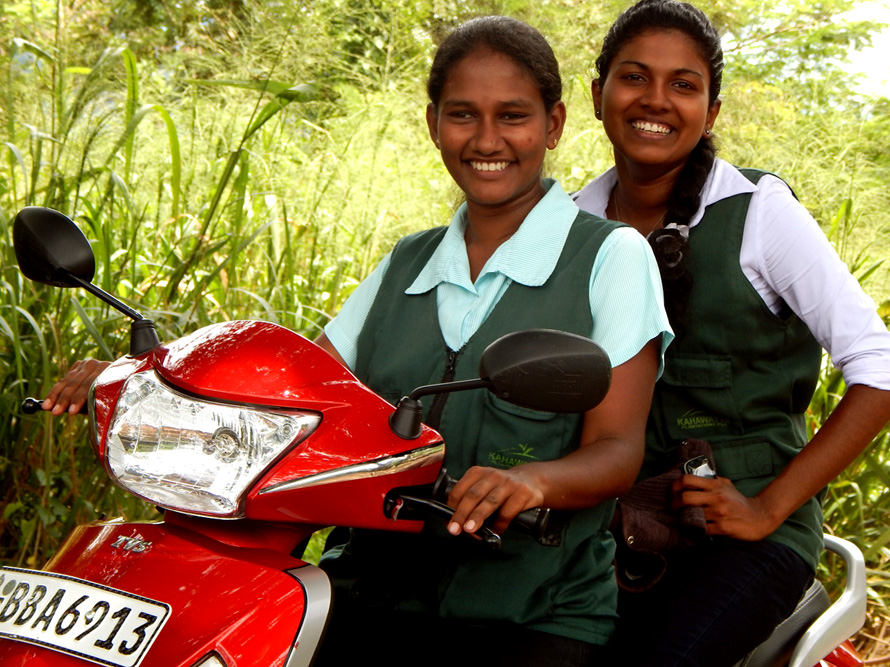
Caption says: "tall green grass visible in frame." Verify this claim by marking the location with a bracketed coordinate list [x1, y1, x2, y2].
[0, 5, 446, 566]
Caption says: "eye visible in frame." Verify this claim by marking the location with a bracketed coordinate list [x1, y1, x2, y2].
[501, 112, 528, 121]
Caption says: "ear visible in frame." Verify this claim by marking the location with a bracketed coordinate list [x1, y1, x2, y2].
[591, 79, 603, 120]
[547, 100, 567, 150]
[704, 98, 721, 137]
[426, 103, 440, 148]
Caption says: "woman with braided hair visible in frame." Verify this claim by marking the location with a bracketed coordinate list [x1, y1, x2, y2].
[573, 1, 890, 665]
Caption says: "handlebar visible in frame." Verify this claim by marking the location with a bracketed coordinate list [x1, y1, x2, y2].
[21, 396, 88, 415]
[383, 469, 563, 549]
[22, 397, 45, 414]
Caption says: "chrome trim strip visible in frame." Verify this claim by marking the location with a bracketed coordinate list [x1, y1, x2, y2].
[284, 564, 333, 667]
[258, 443, 444, 495]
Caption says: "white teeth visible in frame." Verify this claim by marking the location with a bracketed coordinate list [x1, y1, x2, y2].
[470, 161, 509, 172]
[632, 121, 671, 135]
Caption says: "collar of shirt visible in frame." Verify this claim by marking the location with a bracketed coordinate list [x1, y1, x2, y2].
[406, 178, 580, 295]
[571, 158, 758, 230]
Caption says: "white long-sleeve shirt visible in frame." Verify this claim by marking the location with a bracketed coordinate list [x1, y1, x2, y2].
[572, 159, 890, 390]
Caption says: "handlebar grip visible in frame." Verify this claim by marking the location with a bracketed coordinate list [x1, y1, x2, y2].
[22, 397, 45, 414]
[511, 506, 550, 537]
[432, 469, 558, 545]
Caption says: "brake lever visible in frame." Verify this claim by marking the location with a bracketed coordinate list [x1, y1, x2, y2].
[383, 494, 502, 549]
[432, 470, 562, 546]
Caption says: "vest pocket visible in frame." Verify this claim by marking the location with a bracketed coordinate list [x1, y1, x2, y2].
[712, 438, 776, 498]
[712, 438, 774, 479]
[657, 353, 742, 440]
[476, 394, 574, 471]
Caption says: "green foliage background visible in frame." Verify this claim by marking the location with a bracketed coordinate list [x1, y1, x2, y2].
[1, 0, 889, 656]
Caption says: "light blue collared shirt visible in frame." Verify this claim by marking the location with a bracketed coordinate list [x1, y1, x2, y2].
[325, 179, 672, 372]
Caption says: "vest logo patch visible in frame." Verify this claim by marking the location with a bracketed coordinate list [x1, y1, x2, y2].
[676, 410, 729, 430]
[488, 444, 540, 469]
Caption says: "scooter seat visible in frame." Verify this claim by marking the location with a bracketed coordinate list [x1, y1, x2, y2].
[734, 579, 830, 667]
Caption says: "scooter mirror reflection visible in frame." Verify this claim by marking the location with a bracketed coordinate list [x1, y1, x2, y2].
[480, 329, 612, 414]
[13, 206, 95, 287]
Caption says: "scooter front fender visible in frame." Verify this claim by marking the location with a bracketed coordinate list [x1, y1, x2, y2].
[0, 520, 329, 667]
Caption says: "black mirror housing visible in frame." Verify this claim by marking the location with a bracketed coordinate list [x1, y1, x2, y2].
[479, 329, 611, 413]
[12, 206, 161, 356]
[13, 207, 96, 287]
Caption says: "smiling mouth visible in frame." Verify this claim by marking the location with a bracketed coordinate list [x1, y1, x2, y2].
[470, 161, 510, 172]
[632, 121, 672, 135]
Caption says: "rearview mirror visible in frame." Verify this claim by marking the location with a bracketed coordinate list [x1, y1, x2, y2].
[389, 328, 612, 439]
[480, 329, 611, 413]
[13, 207, 96, 287]
[12, 206, 161, 356]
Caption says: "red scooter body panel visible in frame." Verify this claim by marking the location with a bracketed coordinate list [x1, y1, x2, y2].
[821, 640, 864, 667]
[0, 519, 321, 666]
[89, 321, 444, 529]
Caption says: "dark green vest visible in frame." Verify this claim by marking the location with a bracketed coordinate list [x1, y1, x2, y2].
[644, 168, 824, 569]
[350, 211, 624, 644]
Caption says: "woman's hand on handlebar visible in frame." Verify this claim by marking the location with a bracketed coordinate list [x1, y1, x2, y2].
[43, 359, 111, 416]
[446, 466, 544, 536]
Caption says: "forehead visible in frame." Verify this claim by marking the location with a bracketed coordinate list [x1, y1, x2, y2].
[613, 29, 710, 75]
[439, 49, 543, 105]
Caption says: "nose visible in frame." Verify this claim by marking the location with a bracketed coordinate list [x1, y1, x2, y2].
[472, 116, 504, 154]
[639, 81, 670, 111]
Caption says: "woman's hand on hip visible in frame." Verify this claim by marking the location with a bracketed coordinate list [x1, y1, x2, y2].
[674, 475, 779, 541]
[446, 465, 545, 537]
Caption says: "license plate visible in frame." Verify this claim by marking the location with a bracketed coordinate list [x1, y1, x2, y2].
[0, 567, 171, 667]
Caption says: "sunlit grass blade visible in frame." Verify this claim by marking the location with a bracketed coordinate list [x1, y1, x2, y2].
[68, 298, 114, 359]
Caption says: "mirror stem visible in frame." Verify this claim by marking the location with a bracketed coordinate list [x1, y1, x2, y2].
[65, 273, 146, 322]
[390, 378, 492, 439]
[65, 272, 161, 356]
[408, 378, 491, 401]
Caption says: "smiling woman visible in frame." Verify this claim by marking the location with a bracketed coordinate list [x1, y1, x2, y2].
[594, 29, 719, 181]
[572, 1, 890, 666]
[309, 14, 672, 667]
[425, 50, 566, 275]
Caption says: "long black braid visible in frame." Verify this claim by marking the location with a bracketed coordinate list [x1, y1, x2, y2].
[596, 0, 723, 332]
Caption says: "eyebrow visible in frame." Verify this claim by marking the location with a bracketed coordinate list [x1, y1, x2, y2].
[616, 60, 705, 81]
[440, 98, 537, 108]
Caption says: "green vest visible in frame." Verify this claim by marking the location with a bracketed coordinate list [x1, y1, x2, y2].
[349, 211, 623, 644]
[644, 168, 824, 569]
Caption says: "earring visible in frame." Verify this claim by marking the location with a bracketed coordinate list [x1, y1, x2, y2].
[705, 128, 712, 136]
[595, 109, 602, 119]
[550, 138, 559, 149]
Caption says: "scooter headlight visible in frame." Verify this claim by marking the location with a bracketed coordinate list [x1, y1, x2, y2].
[106, 372, 320, 517]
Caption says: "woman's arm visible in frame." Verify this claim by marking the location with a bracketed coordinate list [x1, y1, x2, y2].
[678, 383, 890, 540]
[676, 178, 890, 538]
[446, 337, 659, 535]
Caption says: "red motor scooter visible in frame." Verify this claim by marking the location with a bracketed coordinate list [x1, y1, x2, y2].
[0, 207, 610, 667]
[0, 207, 869, 667]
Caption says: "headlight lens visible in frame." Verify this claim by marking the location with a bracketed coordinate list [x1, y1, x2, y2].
[106, 372, 320, 516]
